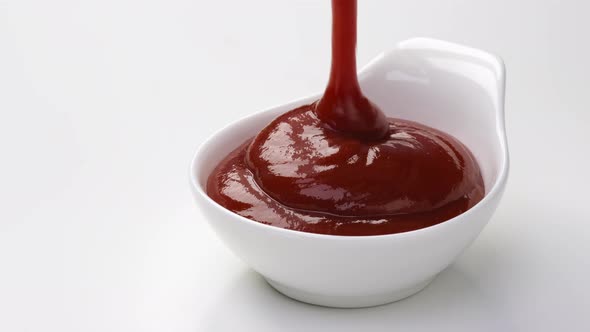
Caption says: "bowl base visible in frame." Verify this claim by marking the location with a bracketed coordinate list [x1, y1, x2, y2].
[265, 277, 434, 308]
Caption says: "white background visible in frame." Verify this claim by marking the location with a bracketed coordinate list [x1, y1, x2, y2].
[1, 0, 589, 331]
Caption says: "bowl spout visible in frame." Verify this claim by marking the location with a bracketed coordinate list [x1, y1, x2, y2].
[359, 38, 508, 193]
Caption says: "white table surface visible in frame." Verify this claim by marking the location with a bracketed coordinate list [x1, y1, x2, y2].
[1, 0, 589, 331]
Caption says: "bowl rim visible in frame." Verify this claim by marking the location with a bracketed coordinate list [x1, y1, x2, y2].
[189, 37, 509, 241]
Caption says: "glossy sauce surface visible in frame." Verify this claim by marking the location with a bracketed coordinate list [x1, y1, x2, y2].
[205, 0, 484, 235]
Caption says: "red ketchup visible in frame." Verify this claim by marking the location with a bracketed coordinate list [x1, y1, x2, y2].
[206, 0, 484, 236]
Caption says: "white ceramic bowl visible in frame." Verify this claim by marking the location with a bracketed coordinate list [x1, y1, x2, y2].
[190, 38, 508, 308]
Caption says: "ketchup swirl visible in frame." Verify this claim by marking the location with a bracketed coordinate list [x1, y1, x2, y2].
[206, 0, 484, 236]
